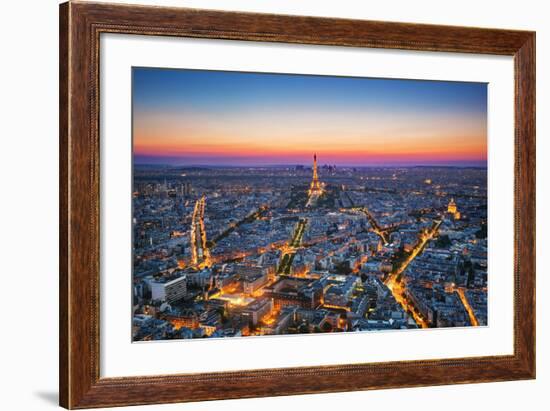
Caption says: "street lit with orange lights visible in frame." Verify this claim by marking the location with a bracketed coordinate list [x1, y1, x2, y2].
[190, 196, 211, 268]
[456, 287, 480, 326]
[277, 218, 308, 275]
[384, 220, 443, 328]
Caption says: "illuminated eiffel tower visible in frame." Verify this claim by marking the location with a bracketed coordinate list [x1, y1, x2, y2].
[308, 153, 323, 196]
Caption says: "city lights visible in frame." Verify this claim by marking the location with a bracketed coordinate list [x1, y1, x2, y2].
[131, 68, 487, 342]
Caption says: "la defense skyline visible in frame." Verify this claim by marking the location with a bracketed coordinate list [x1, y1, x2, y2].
[132, 68, 487, 168]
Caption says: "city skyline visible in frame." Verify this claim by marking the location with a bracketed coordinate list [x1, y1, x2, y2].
[133, 68, 487, 167]
[132, 68, 488, 341]
[132, 158, 488, 340]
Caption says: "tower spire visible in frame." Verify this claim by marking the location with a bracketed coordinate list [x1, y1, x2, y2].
[312, 153, 318, 183]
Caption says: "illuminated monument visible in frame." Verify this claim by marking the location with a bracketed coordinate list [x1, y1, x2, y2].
[447, 198, 457, 214]
[308, 153, 323, 196]
[306, 154, 324, 208]
[447, 198, 461, 220]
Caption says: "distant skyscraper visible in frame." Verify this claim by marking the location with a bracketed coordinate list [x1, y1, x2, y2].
[178, 182, 192, 197]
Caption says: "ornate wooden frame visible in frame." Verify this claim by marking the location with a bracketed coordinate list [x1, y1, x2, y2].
[59, 1, 536, 408]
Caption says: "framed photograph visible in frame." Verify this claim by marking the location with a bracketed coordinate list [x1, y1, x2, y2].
[59, 1, 535, 409]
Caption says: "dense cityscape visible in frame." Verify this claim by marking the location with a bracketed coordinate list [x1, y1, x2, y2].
[132, 155, 488, 341]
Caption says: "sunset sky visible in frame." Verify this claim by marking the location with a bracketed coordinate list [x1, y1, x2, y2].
[132, 67, 487, 167]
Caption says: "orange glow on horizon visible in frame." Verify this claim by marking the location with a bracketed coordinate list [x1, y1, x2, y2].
[134, 134, 486, 164]
[133, 107, 487, 165]
[133, 68, 487, 166]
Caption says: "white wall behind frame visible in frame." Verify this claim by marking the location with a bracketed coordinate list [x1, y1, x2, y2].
[0, 1, 546, 411]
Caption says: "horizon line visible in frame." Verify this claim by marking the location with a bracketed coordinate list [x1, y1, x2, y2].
[134, 162, 488, 169]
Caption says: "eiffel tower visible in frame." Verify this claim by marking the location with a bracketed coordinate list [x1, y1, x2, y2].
[309, 153, 323, 195]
